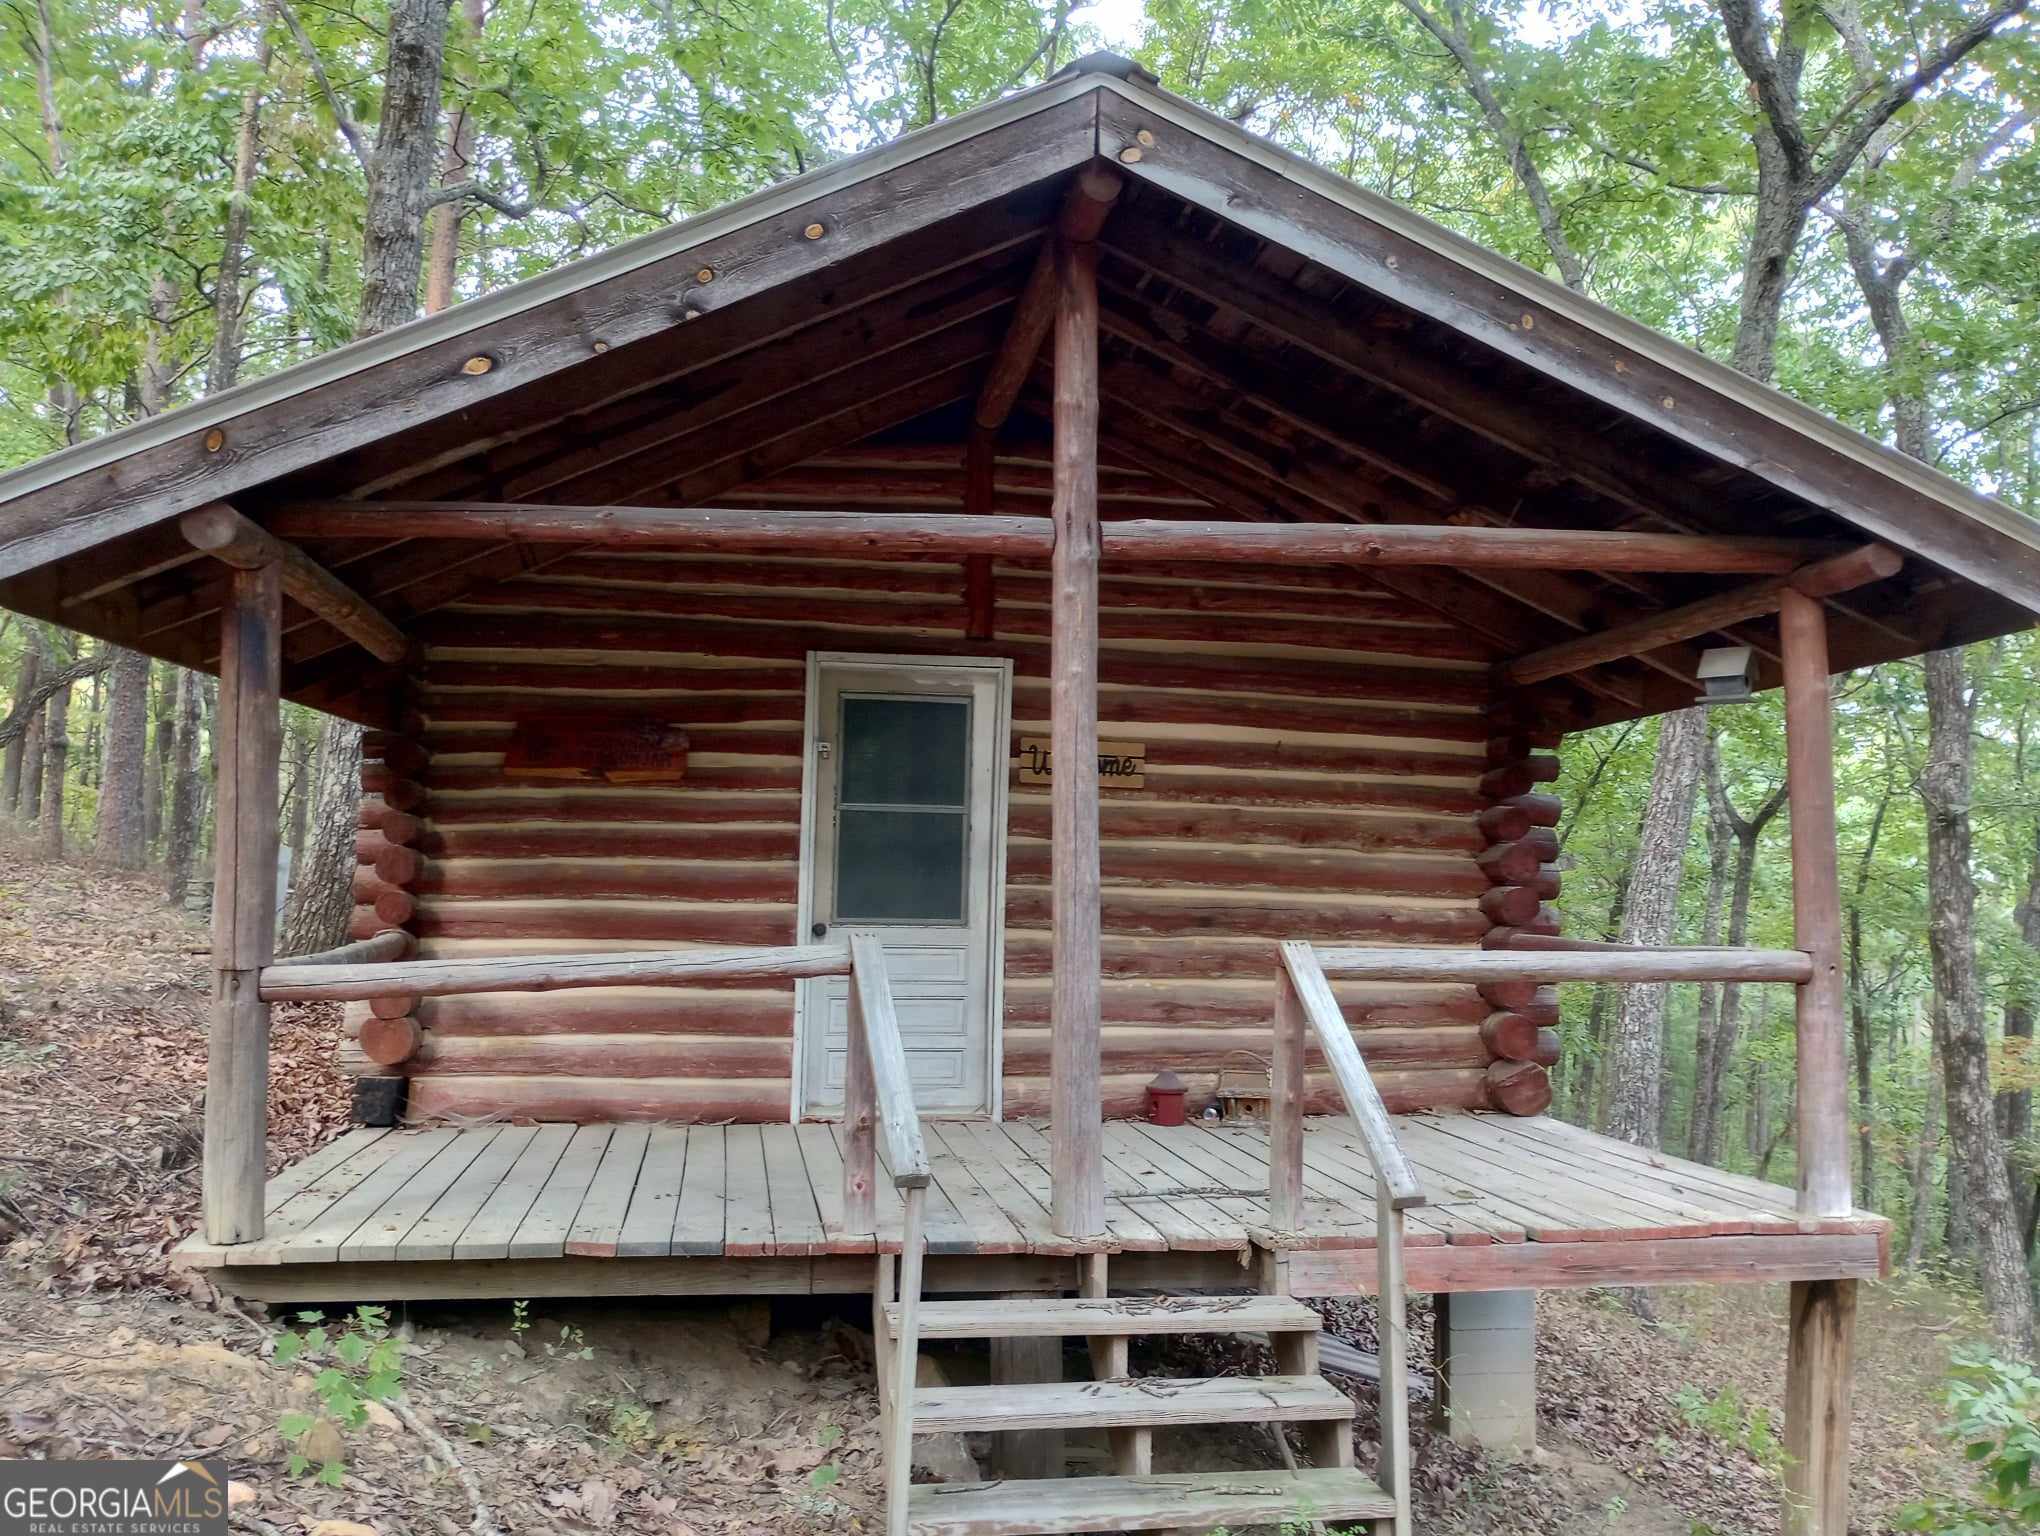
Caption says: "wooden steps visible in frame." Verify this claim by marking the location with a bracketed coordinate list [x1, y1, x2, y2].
[906, 1468, 1395, 1534]
[914, 1373, 1353, 1433]
[886, 1292, 1321, 1339]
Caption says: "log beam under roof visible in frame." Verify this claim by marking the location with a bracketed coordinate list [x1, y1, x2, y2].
[180, 503, 409, 664]
[267, 502, 1849, 573]
[1503, 545, 1904, 687]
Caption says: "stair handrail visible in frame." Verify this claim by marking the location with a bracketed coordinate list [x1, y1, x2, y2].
[1271, 938, 1417, 1536]
[842, 932, 927, 1536]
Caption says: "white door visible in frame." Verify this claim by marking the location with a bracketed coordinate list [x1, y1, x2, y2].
[798, 654, 1009, 1118]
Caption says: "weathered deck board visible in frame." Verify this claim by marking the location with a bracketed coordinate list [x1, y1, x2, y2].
[175, 1114, 1891, 1289]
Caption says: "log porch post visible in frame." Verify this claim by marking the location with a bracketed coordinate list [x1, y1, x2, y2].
[1778, 586, 1855, 1536]
[1049, 231, 1105, 1238]
[203, 560, 283, 1244]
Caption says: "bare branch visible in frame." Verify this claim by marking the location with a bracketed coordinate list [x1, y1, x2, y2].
[276, 0, 371, 172]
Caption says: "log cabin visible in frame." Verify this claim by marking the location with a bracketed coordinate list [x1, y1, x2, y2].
[3, 52, 2037, 1536]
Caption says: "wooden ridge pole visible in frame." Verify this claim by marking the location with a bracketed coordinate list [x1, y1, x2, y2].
[1779, 586, 1855, 1536]
[203, 560, 282, 1244]
[1049, 227, 1105, 1239]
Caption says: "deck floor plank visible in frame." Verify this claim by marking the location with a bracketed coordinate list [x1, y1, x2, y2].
[723, 1126, 776, 1257]
[616, 1125, 690, 1258]
[508, 1125, 615, 1260]
[761, 1124, 827, 1256]
[567, 1124, 654, 1257]
[401, 1124, 540, 1261]
[673, 1125, 728, 1256]
[268, 1130, 460, 1263]
[454, 1124, 577, 1260]
[181, 1112, 1877, 1285]
[342, 1127, 504, 1263]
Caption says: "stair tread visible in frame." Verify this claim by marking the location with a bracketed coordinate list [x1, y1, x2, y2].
[886, 1293, 1321, 1339]
[906, 1468, 1393, 1534]
[913, 1373, 1354, 1433]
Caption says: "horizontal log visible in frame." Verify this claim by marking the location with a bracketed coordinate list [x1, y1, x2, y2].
[359, 764, 426, 811]
[1006, 843, 1486, 898]
[356, 830, 395, 865]
[415, 615, 1493, 706]
[1480, 1012, 1542, 1062]
[1001, 979, 1490, 1028]
[1314, 945, 1815, 984]
[277, 928, 415, 967]
[412, 861, 797, 904]
[404, 1075, 791, 1125]
[421, 660, 805, 694]
[1000, 1067, 1492, 1119]
[1476, 841, 1544, 886]
[1485, 1059, 1553, 1116]
[360, 1015, 422, 1067]
[373, 890, 416, 927]
[1003, 890, 1486, 943]
[356, 802, 422, 843]
[1477, 982, 1559, 1022]
[423, 990, 797, 1037]
[1002, 1024, 1492, 1074]
[374, 845, 422, 887]
[408, 1033, 792, 1077]
[276, 502, 1843, 572]
[419, 825, 799, 861]
[1476, 886, 1542, 926]
[260, 941, 849, 1001]
[369, 994, 416, 1020]
[426, 792, 800, 827]
[420, 687, 805, 728]
[1532, 1027, 1561, 1067]
[363, 736, 430, 776]
[1015, 803, 1480, 854]
[1478, 757, 1561, 800]
[181, 502, 409, 663]
[1501, 543, 1905, 686]
[404, 902, 793, 946]
[346, 906, 404, 942]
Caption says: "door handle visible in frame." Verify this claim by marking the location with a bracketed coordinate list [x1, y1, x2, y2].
[812, 921, 828, 938]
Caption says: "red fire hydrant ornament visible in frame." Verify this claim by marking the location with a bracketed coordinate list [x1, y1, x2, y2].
[1147, 1069, 1187, 1126]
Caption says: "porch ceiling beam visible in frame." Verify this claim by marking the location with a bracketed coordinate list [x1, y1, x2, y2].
[266, 501, 1849, 574]
[1502, 544, 1905, 687]
[181, 503, 409, 664]
[972, 166, 1123, 434]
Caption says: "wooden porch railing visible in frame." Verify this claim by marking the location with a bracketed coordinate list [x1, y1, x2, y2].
[1271, 939, 1421, 1536]
[839, 933, 930, 1536]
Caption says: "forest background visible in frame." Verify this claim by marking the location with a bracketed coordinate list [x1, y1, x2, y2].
[3, 0, 2039, 1356]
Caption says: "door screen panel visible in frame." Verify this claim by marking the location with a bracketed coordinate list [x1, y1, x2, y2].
[833, 694, 971, 924]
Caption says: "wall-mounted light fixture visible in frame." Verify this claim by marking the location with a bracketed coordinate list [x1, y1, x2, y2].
[1696, 645, 1757, 705]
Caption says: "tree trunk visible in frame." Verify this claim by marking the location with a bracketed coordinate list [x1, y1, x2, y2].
[1904, 1037, 1943, 1269]
[424, 0, 486, 313]
[93, 647, 149, 867]
[164, 668, 205, 905]
[1688, 735, 1733, 1158]
[39, 671, 70, 857]
[1603, 707, 1707, 1149]
[3, 630, 43, 815]
[2002, 819, 2040, 1237]
[278, 716, 362, 954]
[209, 8, 275, 393]
[144, 662, 173, 852]
[1920, 646, 2033, 1348]
[357, 0, 454, 335]
[1575, 852, 1634, 1128]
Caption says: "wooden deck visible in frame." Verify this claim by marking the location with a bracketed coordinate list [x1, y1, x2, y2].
[174, 1113, 1888, 1300]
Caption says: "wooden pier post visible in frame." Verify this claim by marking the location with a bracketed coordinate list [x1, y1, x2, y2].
[1779, 587, 1855, 1536]
[1049, 232, 1104, 1238]
[203, 560, 282, 1244]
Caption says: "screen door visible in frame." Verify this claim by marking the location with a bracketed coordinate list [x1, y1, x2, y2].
[798, 655, 1008, 1117]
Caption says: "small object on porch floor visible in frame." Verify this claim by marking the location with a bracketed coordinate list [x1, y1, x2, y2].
[1145, 1070, 1185, 1126]
[349, 1076, 405, 1127]
[1217, 1068, 1272, 1121]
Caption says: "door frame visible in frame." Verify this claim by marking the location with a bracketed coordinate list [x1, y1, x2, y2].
[791, 650, 1014, 1122]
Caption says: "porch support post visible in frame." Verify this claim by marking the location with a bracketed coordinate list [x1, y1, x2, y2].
[203, 559, 282, 1244]
[1049, 231, 1104, 1238]
[1778, 587, 1855, 1536]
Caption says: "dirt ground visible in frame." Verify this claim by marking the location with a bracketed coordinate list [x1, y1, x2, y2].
[0, 838, 1997, 1534]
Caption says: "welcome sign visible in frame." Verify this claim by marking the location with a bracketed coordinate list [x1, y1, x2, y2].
[1014, 737, 1147, 788]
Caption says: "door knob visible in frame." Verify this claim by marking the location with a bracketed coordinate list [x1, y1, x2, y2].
[812, 921, 828, 938]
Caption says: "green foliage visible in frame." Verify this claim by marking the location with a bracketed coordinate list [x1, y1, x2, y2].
[1898, 1348, 2040, 1532]
[1673, 1382, 1787, 1476]
[272, 1305, 403, 1485]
